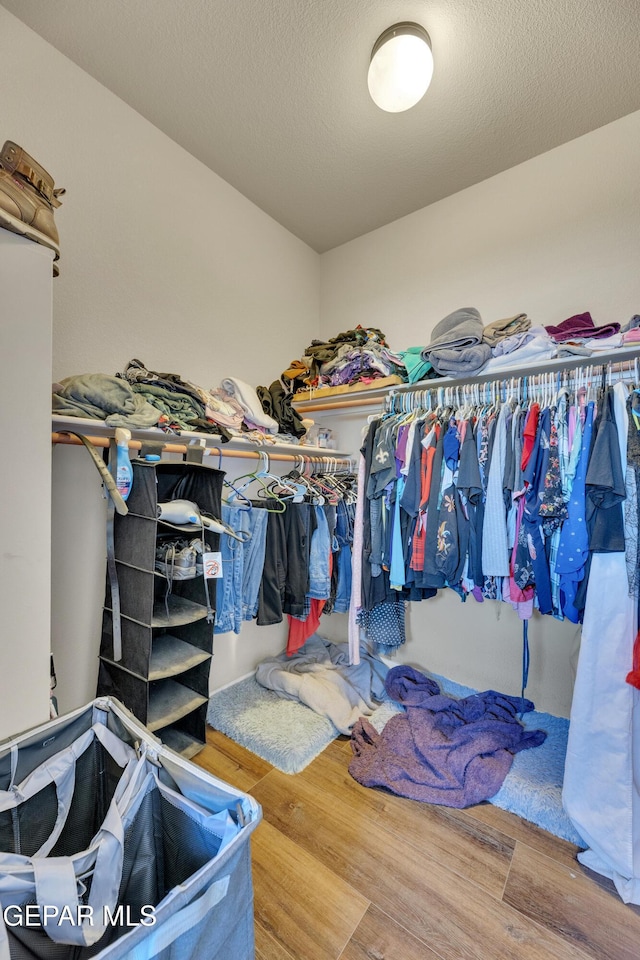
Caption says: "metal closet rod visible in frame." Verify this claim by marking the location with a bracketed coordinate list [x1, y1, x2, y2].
[50, 432, 353, 466]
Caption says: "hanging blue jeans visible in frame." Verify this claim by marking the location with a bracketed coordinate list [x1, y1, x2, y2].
[308, 505, 331, 600]
[240, 506, 269, 621]
[215, 504, 251, 634]
[333, 500, 353, 613]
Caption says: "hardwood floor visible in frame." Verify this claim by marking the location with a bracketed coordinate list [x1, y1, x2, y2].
[196, 728, 640, 960]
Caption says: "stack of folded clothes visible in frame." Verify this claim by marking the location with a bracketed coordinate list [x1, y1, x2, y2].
[301, 326, 407, 389]
[421, 308, 492, 377]
[544, 311, 621, 356]
[397, 345, 437, 384]
[482, 312, 531, 346]
[53, 361, 284, 441]
[119, 358, 229, 434]
[406, 306, 639, 383]
[622, 316, 640, 346]
[220, 377, 279, 434]
[482, 322, 557, 372]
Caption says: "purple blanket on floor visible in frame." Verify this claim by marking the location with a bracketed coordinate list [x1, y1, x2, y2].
[349, 666, 546, 808]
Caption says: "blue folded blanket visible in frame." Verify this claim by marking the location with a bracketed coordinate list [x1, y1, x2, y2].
[349, 665, 546, 809]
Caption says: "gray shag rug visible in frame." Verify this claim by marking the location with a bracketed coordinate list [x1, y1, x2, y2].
[207, 675, 400, 775]
[207, 672, 583, 846]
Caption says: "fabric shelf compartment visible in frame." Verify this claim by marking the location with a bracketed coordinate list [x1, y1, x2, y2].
[152, 594, 210, 627]
[159, 725, 208, 759]
[149, 634, 212, 680]
[148, 678, 209, 732]
[106, 563, 213, 627]
[157, 702, 210, 757]
[102, 614, 215, 684]
[98, 658, 211, 731]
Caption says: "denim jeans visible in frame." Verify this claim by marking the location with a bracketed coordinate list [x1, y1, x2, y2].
[333, 500, 354, 613]
[307, 505, 331, 600]
[241, 505, 269, 621]
[215, 504, 251, 634]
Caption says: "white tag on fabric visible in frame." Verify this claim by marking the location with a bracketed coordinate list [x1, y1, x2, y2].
[203, 552, 223, 579]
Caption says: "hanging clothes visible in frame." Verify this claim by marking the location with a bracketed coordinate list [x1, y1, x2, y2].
[353, 363, 638, 644]
[348, 360, 640, 903]
[563, 380, 640, 903]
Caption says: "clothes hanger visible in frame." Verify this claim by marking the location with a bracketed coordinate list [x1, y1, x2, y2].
[227, 451, 286, 512]
[263, 460, 302, 499]
[226, 450, 268, 501]
[279, 455, 311, 501]
[302, 458, 328, 505]
[254, 452, 300, 510]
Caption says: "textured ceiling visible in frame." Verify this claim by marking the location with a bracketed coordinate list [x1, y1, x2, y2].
[3, 0, 640, 252]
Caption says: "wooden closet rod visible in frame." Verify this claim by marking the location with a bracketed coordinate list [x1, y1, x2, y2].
[51, 432, 353, 466]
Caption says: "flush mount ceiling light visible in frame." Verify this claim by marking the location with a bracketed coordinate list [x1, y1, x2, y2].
[368, 22, 433, 113]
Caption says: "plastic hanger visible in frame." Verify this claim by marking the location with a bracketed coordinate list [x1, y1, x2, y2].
[227, 451, 286, 512]
[222, 476, 252, 509]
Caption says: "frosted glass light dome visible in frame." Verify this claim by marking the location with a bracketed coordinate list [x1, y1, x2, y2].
[368, 23, 433, 113]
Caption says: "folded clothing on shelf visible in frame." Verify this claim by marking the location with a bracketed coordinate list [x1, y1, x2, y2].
[428, 342, 492, 377]
[483, 313, 531, 346]
[52, 372, 162, 428]
[482, 335, 557, 372]
[398, 346, 435, 384]
[257, 379, 307, 438]
[545, 311, 620, 342]
[423, 307, 484, 353]
[221, 376, 279, 433]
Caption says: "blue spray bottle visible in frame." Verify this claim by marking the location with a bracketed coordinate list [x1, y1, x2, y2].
[114, 428, 133, 501]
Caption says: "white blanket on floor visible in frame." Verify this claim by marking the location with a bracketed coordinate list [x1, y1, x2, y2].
[255, 634, 388, 734]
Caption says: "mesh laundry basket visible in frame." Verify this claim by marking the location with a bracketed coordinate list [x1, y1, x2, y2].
[0, 698, 261, 960]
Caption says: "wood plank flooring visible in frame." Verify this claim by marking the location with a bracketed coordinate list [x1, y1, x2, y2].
[197, 728, 640, 960]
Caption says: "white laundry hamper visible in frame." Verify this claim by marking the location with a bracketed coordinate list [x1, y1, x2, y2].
[0, 698, 261, 960]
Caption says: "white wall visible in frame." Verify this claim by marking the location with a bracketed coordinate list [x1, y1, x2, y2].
[319, 110, 640, 717]
[0, 7, 317, 715]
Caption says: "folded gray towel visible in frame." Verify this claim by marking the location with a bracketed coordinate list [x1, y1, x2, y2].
[423, 307, 484, 354]
[429, 342, 492, 377]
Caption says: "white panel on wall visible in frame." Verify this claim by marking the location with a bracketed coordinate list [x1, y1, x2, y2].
[0, 233, 53, 739]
